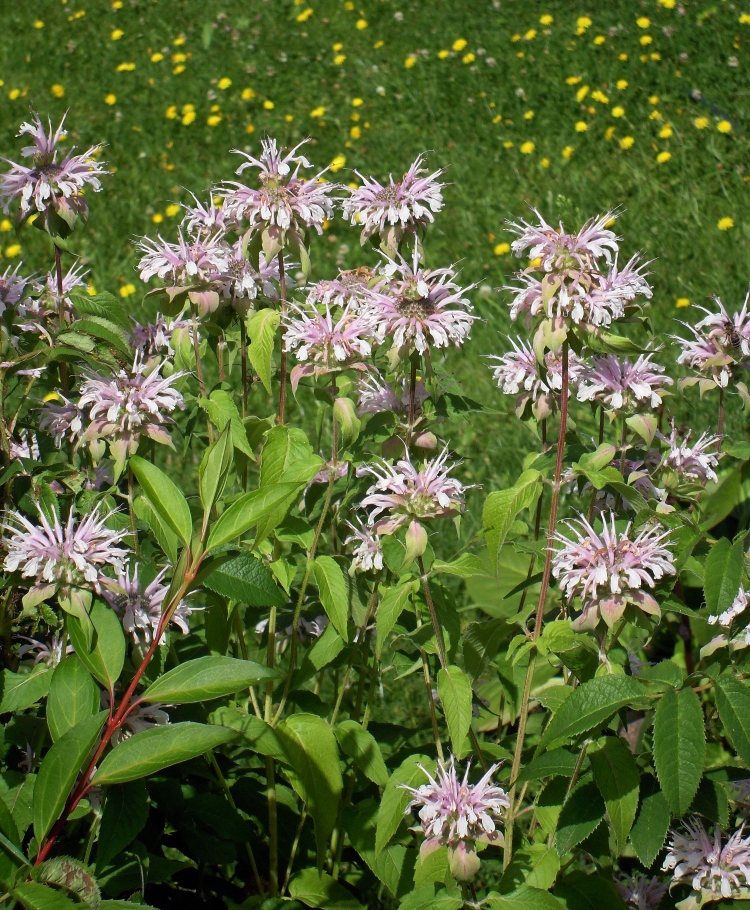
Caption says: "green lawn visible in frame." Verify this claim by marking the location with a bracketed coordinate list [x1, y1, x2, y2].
[1, 0, 749, 489]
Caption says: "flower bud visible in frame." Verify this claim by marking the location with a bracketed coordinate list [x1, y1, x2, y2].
[447, 842, 481, 882]
[404, 519, 428, 566]
[413, 431, 438, 451]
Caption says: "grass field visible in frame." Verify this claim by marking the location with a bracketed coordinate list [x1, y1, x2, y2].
[1, 0, 750, 489]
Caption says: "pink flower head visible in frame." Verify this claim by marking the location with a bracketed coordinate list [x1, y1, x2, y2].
[673, 323, 732, 391]
[181, 192, 228, 235]
[0, 262, 35, 316]
[0, 113, 108, 223]
[39, 395, 84, 448]
[364, 251, 476, 355]
[129, 313, 192, 357]
[2, 505, 130, 601]
[507, 208, 621, 271]
[342, 154, 446, 252]
[76, 354, 185, 467]
[137, 230, 230, 287]
[552, 513, 675, 630]
[357, 374, 428, 417]
[655, 424, 722, 486]
[220, 138, 337, 239]
[283, 300, 376, 390]
[15, 633, 74, 668]
[344, 517, 384, 572]
[403, 757, 509, 850]
[358, 446, 469, 533]
[103, 563, 195, 647]
[663, 818, 750, 899]
[615, 872, 666, 910]
[306, 267, 380, 311]
[577, 353, 672, 413]
[694, 294, 750, 358]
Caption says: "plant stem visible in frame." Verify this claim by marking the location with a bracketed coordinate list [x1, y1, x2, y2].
[127, 465, 140, 557]
[277, 253, 288, 425]
[233, 608, 262, 718]
[408, 353, 419, 431]
[414, 598, 444, 762]
[504, 340, 569, 869]
[418, 555, 447, 671]
[281, 810, 307, 895]
[718, 386, 725, 442]
[54, 244, 68, 396]
[330, 581, 379, 726]
[265, 755, 279, 897]
[240, 316, 249, 419]
[191, 308, 213, 444]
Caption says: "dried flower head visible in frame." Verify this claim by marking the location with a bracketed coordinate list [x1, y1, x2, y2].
[0, 113, 108, 226]
[552, 513, 675, 630]
[577, 353, 673, 413]
[615, 872, 666, 910]
[342, 154, 445, 253]
[359, 446, 469, 533]
[663, 818, 750, 899]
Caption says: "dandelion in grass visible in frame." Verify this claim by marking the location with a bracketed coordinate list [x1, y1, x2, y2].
[342, 153, 445, 254]
[663, 818, 750, 899]
[577, 354, 672, 412]
[0, 112, 108, 226]
[552, 513, 675, 630]
[103, 564, 194, 648]
[615, 872, 666, 910]
[364, 251, 476, 355]
[345, 517, 384, 572]
[2, 505, 130, 608]
[359, 446, 469, 533]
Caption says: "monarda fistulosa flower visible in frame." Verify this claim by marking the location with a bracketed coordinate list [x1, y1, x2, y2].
[0, 112, 109, 234]
[663, 818, 750, 900]
[649, 424, 722, 494]
[344, 517, 384, 573]
[306, 267, 381, 312]
[615, 872, 666, 910]
[551, 513, 675, 631]
[342, 153, 446, 256]
[576, 353, 673, 414]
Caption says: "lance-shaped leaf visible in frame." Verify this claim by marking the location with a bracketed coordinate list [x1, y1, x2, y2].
[141, 656, 280, 704]
[0, 667, 51, 714]
[289, 868, 365, 910]
[437, 666, 473, 758]
[313, 556, 349, 641]
[376, 755, 433, 857]
[201, 553, 286, 607]
[12, 882, 80, 910]
[206, 482, 302, 552]
[704, 537, 744, 619]
[199, 421, 234, 516]
[247, 307, 280, 394]
[589, 737, 640, 852]
[630, 775, 670, 868]
[714, 676, 750, 767]
[67, 599, 125, 693]
[47, 656, 99, 741]
[483, 471, 542, 573]
[335, 720, 389, 787]
[96, 781, 149, 870]
[129, 456, 193, 545]
[376, 581, 417, 657]
[653, 687, 705, 816]
[34, 710, 108, 843]
[92, 723, 237, 786]
[555, 779, 604, 856]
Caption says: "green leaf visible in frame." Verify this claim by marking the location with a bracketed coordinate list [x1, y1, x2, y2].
[67, 317, 133, 358]
[96, 781, 149, 870]
[485, 887, 564, 910]
[71, 291, 130, 329]
[335, 720, 389, 787]
[554, 871, 627, 910]
[653, 687, 705, 816]
[33, 711, 108, 843]
[0, 667, 50, 713]
[500, 845, 560, 893]
[539, 676, 646, 750]
[625, 413, 658, 446]
[376, 755, 432, 857]
[314, 556, 349, 642]
[288, 868, 365, 910]
[12, 883, 79, 910]
[437, 665, 473, 757]
[67, 599, 126, 692]
[556, 779, 604, 856]
[133, 495, 178, 564]
[141, 655, 280, 704]
[199, 421, 234, 515]
[206, 482, 303, 551]
[129, 456, 193, 545]
[202, 390, 254, 457]
[47, 656, 99, 741]
[376, 581, 417, 657]
[516, 749, 578, 785]
[483, 471, 542, 573]
[202, 553, 286, 606]
[704, 537, 745, 618]
[247, 307, 280, 394]
[629, 775, 670, 868]
[431, 554, 489, 578]
[398, 885, 463, 910]
[211, 708, 287, 761]
[92, 722, 237, 786]
[276, 714, 343, 865]
[589, 737, 640, 852]
[344, 800, 416, 899]
[714, 676, 750, 767]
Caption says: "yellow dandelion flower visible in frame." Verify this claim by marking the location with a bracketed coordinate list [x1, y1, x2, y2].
[152, 213, 164, 224]
[640, 35, 653, 45]
[718, 217, 735, 230]
[676, 297, 690, 308]
[151, 52, 164, 62]
[609, 106, 623, 118]
[576, 85, 589, 102]
[656, 151, 671, 163]
[520, 141, 535, 154]
[541, 157, 550, 168]
[165, 204, 181, 217]
[173, 65, 186, 74]
[119, 284, 136, 298]
[352, 97, 363, 107]
[374, 40, 384, 48]
[594, 35, 605, 45]
[182, 104, 195, 113]
[650, 52, 661, 60]
[540, 15, 553, 25]
[296, 8, 313, 21]
[51, 84, 65, 98]
[334, 53, 346, 64]
[494, 242, 510, 255]
[172, 53, 187, 63]
[503, 141, 514, 148]
[616, 79, 628, 89]
[604, 126, 616, 140]
[524, 110, 534, 120]
[4, 244, 21, 257]
[619, 53, 628, 60]
[619, 136, 635, 149]
[356, 18, 367, 28]
[463, 52, 476, 63]
[332, 42, 344, 51]
[693, 117, 709, 129]
[659, 0, 676, 6]
[285, 115, 293, 123]
[511, 33, 521, 42]
[34, 20, 44, 28]
[636, 16, 651, 27]
[207, 115, 222, 127]
[0, 220, 11, 232]
[405, 55, 417, 68]
[452, 38, 467, 51]
[111, 28, 124, 40]
[525, 29, 537, 40]
[718, 120, 733, 133]
[181, 111, 196, 125]
[310, 106, 326, 117]
[659, 125, 673, 138]
[329, 154, 346, 172]
[591, 90, 609, 103]
[263, 100, 274, 110]
[8, 89, 21, 101]
[741, 13, 750, 24]
[173, 35, 186, 45]
[105, 93, 117, 105]
[246, 123, 255, 133]
[648, 95, 659, 105]
[241, 88, 256, 100]
[86, 283, 97, 296]
[438, 49, 450, 58]
[649, 110, 662, 121]
[575, 121, 588, 132]
[566, 76, 581, 85]
[165, 105, 178, 119]
[218, 77, 232, 90]
[116, 62, 136, 72]
[577, 16, 592, 28]
[350, 125, 361, 139]
[529, 257, 542, 267]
